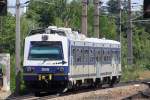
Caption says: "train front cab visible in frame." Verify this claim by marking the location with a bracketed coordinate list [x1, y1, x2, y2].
[23, 34, 69, 93]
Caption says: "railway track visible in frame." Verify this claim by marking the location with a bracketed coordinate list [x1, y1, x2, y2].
[122, 81, 150, 100]
[7, 94, 38, 100]
[7, 79, 150, 100]
[122, 89, 150, 100]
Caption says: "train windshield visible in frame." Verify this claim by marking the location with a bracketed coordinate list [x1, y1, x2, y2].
[28, 41, 63, 60]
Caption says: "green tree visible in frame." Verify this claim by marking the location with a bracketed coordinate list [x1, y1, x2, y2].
[99, 15, 117, 39]
[0, 14, 15, 54]
[107, 0, 119, 14]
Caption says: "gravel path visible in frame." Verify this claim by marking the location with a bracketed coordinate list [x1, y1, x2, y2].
[0, 90, 11, 100]
[50, 84, 149, 100]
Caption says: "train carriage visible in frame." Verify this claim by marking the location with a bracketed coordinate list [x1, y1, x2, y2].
[23, 26, 121, 95]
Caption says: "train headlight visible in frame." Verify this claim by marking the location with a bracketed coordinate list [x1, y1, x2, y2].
[24, 66, 35, 73]
[60, 67, 64, 72]
[26, 67, 31, 72]
[42, 35, 48, 41]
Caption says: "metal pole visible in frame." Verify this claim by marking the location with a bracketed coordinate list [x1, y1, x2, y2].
[127, 0, 133, 65]
[82, 0, 87, 36]
[118, 0, 121, 42]
[15, 0, 21, 95]
[0, 17, 2, 33]
[0, 16, 3, 52]
[93, 0, 99, 38]
[118, 0, 122, 68]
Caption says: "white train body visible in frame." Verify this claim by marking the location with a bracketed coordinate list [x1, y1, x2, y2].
[23, 26, 121, 93]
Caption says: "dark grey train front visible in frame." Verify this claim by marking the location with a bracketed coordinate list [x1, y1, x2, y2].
[23, 27, 121, 94]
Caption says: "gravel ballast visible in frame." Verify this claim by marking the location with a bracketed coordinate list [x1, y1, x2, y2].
[0, 90, 11, 100]
[50, 84, 149, 100]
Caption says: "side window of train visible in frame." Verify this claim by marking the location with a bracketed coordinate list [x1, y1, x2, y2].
[108, 48, 111, 63]
[107, 49, 109, 62]
[103, 48, 106, 63]
[72, 47, 76, 65]
[117, 50, 120, 64]
[98, 48, 102, 62]
[111, 49, 114, 63]
[115, 50, 118, 63]
[109, 48, 112, 63]
[114, 49, 117, 63]
[84, 48, 89, 65]
[76, 47, 83, 65]
[105, 49, 108, 63]
[81, 48, 84, 64]
[119, 50, 121, 63]
[104, 48, 109, 64]
[113, 48, 120, 64]
[95, 48, 99, 62]
[102, 48, 105, 62]
[76, 48, 80, 64]
[89, 48, 95, 64]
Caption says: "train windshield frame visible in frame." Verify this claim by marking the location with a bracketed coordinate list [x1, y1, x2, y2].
[28, 41, 64, 60]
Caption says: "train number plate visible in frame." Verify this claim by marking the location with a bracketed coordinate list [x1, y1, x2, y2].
[41, 68, 49, 72]
[38, 74, 52, 81]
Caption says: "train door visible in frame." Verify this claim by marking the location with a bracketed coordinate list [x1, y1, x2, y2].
[95, 48, 101, 78]
[89, 47, 95, 77]
[77, 47, 84, 77]
[116, 49, 120, 75]
[83, 47, 89, 78]
[70, 46, 75, 76]
[99, 48, 103, 77]
[112, 49, 117, 76]
[80, 47, 86, 78]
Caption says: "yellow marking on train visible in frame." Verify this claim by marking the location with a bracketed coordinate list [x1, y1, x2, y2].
[49, 74, 52, 80]
[42, 76, 45, 80]
[39, 75, 41, 81]
[38, 74, 52, 80]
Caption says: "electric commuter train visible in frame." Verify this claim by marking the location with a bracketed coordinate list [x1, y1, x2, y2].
[23, 26, 121, 95]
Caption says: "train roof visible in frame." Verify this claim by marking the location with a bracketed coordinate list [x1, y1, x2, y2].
[85, 38, 120, 45]
[27, 26, 120, 45]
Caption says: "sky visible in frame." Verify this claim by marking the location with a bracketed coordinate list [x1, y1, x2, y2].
[8, 0, 143, 15]
[8, 0, 28, 15]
